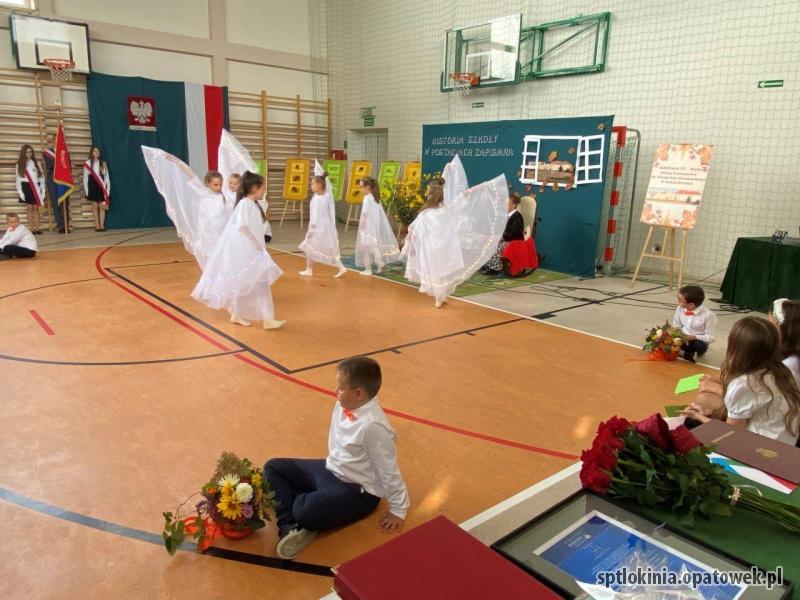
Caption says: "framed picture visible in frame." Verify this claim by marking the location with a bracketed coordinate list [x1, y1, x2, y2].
[282, 158, 310, 201]
[491, 491, 793, 599]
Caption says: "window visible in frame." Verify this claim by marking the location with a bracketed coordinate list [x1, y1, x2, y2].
[1, 0, 35, 8]
[519, 135, 541, 184]
[575, 134, 605, 184]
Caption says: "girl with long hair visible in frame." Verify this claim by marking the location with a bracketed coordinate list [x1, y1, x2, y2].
[354, 177, 399, 275]
[15, 144, 45, 234]
[83, 145, 111, 231]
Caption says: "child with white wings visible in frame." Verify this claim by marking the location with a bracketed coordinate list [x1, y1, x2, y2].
[298, 160, 346, 278]
[354, 176, 399, 276]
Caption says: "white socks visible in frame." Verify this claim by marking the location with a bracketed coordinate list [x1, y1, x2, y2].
[230, 315, 252, 326]
[263, 319, 286, 330]
[298, 269, 313, 277]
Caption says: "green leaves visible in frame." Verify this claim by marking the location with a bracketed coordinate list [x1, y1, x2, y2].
[162, 512, 186, 556]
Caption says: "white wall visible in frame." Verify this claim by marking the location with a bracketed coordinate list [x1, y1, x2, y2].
[227, 60, 314, 97]
[225, 0, 311, 55]
[53, 0, 210, 38]
[91, 41, 212, 83]
[311, 0, 800, 281]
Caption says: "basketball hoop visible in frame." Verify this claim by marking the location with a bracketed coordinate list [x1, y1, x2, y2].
[43, 59, 75, 82]
[449, 72, 480, 96]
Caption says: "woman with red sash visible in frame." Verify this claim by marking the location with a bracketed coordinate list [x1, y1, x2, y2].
[83, 146, 111, 232]
[14, 144, 45, 235]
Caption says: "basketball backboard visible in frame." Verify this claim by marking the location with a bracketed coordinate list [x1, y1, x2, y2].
[441, 14, 521, 92]
[9, 14, 91, 74]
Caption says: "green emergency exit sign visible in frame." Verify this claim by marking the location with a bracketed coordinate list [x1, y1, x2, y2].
[758, 80, 784, 89]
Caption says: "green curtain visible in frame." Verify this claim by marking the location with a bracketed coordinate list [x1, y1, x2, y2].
[87, 72, 188, 229]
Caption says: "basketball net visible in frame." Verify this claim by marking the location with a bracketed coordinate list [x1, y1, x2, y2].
[43, 59, 75, 82]
[449, 72, 479, 96]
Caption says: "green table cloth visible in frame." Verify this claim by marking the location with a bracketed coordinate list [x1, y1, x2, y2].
[721, 237, 800, 311]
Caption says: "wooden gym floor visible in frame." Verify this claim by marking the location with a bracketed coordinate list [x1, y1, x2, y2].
[0, 232, 714, 599]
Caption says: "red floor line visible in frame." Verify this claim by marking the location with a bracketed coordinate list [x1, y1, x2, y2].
[30, 310, 55, 336]
[94, 244, 578, 461]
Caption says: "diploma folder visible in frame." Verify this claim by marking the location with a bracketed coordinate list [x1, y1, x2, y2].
[332, 515, 562, 600]
[692, 420, 800, 484]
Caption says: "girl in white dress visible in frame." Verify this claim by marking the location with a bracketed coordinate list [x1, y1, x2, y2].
[298, 164, 346, 278]
[193, 171, 228, 268]
[400, 174, 508, 308]
[354, 177, 399, 276]
[192, 171, 285, 329]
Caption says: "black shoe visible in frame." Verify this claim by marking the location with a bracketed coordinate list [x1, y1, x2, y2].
[697, 347, 708, 357]
[681, 350, 696, 363]
[58, 228, 66, 234]
[33, 230, 42, 235]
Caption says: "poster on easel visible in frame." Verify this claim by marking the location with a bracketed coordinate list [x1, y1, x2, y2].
[377, 161, 402, 201]
[640, 144, 713, 229]
[402, 161, 421, 185]
[323, 159, 347, 201]
[345, 160, 372, 204]
[282, 158, 310, 200]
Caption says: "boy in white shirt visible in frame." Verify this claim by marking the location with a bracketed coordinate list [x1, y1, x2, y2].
[672, 285, 717, 362]
[0, 213, 37, 260]
[265, 357, 410, 560]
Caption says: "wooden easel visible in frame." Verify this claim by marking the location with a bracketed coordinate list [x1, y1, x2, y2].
[630, 225, 688, 290]
[345, 204, 361, 231]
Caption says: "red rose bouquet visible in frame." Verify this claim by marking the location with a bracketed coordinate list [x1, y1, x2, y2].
[581, 414, 800, 533]
[643, 321, 683, 361]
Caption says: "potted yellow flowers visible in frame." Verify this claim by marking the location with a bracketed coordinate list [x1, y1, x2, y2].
[162, 452, 277, 554]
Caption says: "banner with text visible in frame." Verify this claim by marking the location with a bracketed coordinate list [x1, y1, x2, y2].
[640, 144, 713, 229]
[422, 116, 614, 277]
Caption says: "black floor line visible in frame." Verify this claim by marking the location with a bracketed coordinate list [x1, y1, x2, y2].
[106, 267, 292, 373]
[0, 486, 332, 577]
[0, 276, 112, 301]
[39, 228, 172, 248]
[0, 349, 242, 367]
[530, 284, 666, 319]
[107, 259, 196, 270]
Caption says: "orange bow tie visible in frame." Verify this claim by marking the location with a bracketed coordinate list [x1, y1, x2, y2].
[684, 310, 695, 316]
[343, 408, 356, 422]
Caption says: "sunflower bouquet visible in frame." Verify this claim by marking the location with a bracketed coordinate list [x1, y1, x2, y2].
[162, 451, 277, 555]
[382, 171, 440, 226]
[643, 320, 684, 361]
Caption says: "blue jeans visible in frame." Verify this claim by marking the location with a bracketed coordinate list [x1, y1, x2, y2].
[264, 458, 379, 534]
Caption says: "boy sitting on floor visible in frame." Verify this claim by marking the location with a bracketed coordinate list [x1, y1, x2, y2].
[672, 285, 717, 362]
[0, 213, 37, 260]
[265, 357, 410, 560]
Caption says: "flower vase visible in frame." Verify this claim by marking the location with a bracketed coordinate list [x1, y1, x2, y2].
[649, 348, 679, 361]
[221, 524, 254, 540]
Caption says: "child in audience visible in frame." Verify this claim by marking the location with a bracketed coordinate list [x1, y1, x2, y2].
[0, 213, 37, 260]
[672, 285, 717, 362]
[192, 171, 285, 329]
[265, 357, 410, 560]
[83, 146, 111, 232]
[15, 144, 45, 235]
[771, 298, 800, 387]
[298, 167, 346, 278]
[682, 317, 800, 445]
[354, 177, 399, 276]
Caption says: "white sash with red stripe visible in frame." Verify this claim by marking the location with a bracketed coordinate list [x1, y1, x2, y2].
[24, 166, 44, 206]
[84, 160, 110, 205]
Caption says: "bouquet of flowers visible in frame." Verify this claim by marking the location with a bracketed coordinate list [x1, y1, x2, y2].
[162, 452, 277, 555]
[382, 171, 440, 227]
[580, 414, 800, 533]
[643, 320, 683, 360]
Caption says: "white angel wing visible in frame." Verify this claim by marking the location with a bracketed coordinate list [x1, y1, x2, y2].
[451, 173, 509, 283]
[442, 154, 469, 208]
[142, 145, 209, 263]
[218, 129, 257, 187]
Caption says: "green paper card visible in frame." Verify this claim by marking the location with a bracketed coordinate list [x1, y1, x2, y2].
[674, 373, 704, 395]
[664, 404, 688, 417]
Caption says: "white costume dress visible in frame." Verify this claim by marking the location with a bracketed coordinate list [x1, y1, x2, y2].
[142, 146, 227, 269]
[299, 161, 341, 266]
[355, 193, 399, 268]
[400, 174, 509, 303]
[218, 129, 271, 238]
[442, 154, 468, 207]
[191, 198, 282, 321]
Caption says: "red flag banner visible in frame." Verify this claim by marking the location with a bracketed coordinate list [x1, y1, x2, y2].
[54, 124, 76, 205]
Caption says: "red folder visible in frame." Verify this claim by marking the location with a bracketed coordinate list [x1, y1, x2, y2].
[333, 515, 562, 600]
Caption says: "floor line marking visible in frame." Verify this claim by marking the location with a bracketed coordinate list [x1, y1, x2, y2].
[0, 486, 332, 577]
[29, 310, 55, 336]
[96, 245, 579, 461]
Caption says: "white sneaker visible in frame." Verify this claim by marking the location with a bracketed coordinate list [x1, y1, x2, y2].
[334, 267, 347, 278]
[263, 319, 286, 330]
[360, 268, 373, 277]
[230, 315, 252, 326]
[275, 528, 317, 560]
[298, 269, 313, 277]
[434, 299, 444, 309]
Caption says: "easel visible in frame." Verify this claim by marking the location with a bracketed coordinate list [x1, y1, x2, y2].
[279, 201, 305, 229]
[345, 204, 361, 231]
[630, 225, 688, 289]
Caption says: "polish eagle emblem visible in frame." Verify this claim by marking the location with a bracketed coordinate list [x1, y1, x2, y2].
[129, 99, 153, 124]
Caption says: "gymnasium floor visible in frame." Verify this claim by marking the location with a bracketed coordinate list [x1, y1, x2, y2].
[1, 225, 741, 598]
